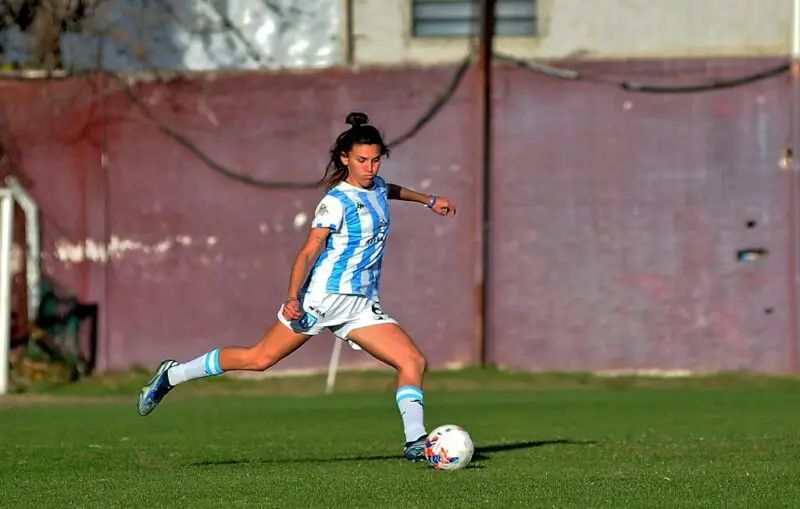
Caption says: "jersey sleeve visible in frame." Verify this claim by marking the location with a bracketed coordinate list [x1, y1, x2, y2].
[311, 195, 344, 232]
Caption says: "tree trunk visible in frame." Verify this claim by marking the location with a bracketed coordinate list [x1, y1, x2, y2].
[28, 0, 62, 70]
[27, 0, 79, 71]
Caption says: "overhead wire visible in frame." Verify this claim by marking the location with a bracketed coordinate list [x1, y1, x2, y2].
[493, 51, 790, 94]
[104, 51, 474, 189]
[1, 11, 793, 190]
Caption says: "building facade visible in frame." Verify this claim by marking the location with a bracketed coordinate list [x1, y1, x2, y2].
[353, 0, 792, 66]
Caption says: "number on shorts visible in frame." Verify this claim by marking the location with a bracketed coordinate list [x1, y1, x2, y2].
[371, 303, 386, 317]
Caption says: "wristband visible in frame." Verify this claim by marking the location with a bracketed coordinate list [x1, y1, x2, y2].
[425, 195, 437, 209]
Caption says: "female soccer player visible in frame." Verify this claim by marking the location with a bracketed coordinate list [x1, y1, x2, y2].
[137, 112, 457, 461]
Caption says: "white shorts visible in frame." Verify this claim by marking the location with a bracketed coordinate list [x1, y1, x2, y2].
[277, 293, 397, 350]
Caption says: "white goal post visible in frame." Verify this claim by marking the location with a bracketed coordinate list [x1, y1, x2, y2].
[0, 190, 14, 395]
[325, 336, 344, 394]
[0, 176, 41, 395]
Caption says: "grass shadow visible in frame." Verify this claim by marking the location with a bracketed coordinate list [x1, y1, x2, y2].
[189, 439, 596, 467]
[471, 439, 596, 461]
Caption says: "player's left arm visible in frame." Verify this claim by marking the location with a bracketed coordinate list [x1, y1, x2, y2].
[386, 182, 457, 217]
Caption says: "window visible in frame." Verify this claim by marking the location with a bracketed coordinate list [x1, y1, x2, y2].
[411, 0, 537, 38]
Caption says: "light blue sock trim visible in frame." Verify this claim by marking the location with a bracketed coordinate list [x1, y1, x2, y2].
[203, 349, 223, 376]
[395, 385, 424, 403]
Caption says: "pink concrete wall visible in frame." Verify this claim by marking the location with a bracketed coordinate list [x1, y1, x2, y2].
[2, 68, 479, 372]
[1, 58, 796, 373]
[489, 58, 796, 373]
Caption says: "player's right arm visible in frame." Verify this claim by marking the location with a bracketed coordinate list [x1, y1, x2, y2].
[282, 195, 344, 320]
[282, 227, 331, 320]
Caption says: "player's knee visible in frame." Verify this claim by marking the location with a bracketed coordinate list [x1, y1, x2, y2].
[400, 350, 427, 377]
[417, 352, 428, 374]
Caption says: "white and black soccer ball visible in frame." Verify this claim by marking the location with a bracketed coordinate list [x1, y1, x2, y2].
[424, 424, 475, 471]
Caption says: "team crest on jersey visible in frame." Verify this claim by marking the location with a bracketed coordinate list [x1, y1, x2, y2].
[367, 219, 389, 245]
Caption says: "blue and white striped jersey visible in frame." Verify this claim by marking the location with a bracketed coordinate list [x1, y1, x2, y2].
[301, 176, 391, 301]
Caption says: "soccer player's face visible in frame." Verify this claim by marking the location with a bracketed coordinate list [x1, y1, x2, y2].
[341, 143, 383, 187]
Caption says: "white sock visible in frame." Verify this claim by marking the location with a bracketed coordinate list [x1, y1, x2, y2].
[396, 385, 426, 443]
[167, 348, 224, 386]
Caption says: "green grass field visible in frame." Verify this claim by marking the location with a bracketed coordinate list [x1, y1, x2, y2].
[2, 369, 800, 508]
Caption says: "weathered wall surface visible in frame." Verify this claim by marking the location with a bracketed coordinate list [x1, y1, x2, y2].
[2, 67, 479, 373]
[2, 57, 796, 374]
[489, 59, 795, 373]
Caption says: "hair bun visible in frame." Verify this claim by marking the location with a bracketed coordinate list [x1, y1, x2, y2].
[345, 112, 369, 127]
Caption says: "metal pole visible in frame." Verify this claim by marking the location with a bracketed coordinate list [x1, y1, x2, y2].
[0, 191, 15, 395]
[789, 0, 800, 372]
[793, 0, 800, 60]
[344, 0, 355, 66]
[325, 339, 344, 394]
[476, 0, 495, 367]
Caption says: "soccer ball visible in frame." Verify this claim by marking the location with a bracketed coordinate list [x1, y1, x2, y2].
[424, 424, 474, 471]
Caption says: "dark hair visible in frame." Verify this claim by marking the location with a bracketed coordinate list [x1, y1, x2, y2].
[321, 112, 390, 190]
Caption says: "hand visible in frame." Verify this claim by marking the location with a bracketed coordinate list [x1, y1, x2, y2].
[282, 297, 302, 320]
[430, 196, 457, 217]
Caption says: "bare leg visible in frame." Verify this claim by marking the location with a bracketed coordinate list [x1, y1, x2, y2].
[167, 321, 312, 385]
[217, 321, 313, 371]
[346, 323, 427, 388]
[346, 323, 429, 451]
[137, 321, 312, 417]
